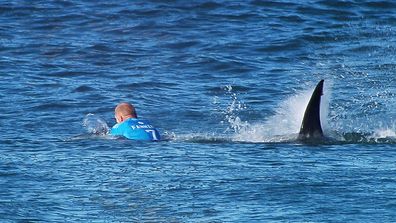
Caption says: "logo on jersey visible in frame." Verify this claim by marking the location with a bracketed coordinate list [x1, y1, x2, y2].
[130, 123, 154, 130]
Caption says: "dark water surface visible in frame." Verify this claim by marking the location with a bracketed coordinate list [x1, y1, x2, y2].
[1, 0, 396, 222]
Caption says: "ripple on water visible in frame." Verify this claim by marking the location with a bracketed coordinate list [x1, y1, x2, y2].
[72, 85, 96, 93]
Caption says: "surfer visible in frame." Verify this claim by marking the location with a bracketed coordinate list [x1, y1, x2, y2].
[110, 102, 161, 141]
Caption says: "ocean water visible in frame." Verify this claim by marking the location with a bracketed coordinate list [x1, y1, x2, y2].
[1, 0, 396, 222]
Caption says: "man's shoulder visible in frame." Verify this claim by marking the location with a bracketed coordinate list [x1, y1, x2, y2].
[112, 123, 121, 128]
[111, 120, 131, 132]
[127, 118, 151, 124]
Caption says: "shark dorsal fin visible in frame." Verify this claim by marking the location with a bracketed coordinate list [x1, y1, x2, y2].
[298, 80, 324, 140]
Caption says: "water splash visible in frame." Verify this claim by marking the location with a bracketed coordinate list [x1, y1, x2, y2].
[82, 113, 110, 135]
[230, 81, 332, 143]
[371, 128, 396, 138]
[165, 84, 249, 143]
[223, 85, 248, 133]
[170, 81, 396, 144]
[366, 124, 396, 143]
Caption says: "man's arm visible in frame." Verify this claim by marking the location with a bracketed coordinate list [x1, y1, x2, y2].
[109, 123, 122, 136]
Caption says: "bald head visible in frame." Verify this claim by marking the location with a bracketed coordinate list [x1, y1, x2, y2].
[114, 102, 137, 123]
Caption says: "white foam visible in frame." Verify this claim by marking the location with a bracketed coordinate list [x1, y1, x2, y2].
[371, 128, 396, 139]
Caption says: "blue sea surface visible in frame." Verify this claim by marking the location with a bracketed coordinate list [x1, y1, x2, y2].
[1, 0, 396, 222]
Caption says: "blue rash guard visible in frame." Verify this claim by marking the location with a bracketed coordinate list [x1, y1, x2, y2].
[110, 118, 161, 141]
